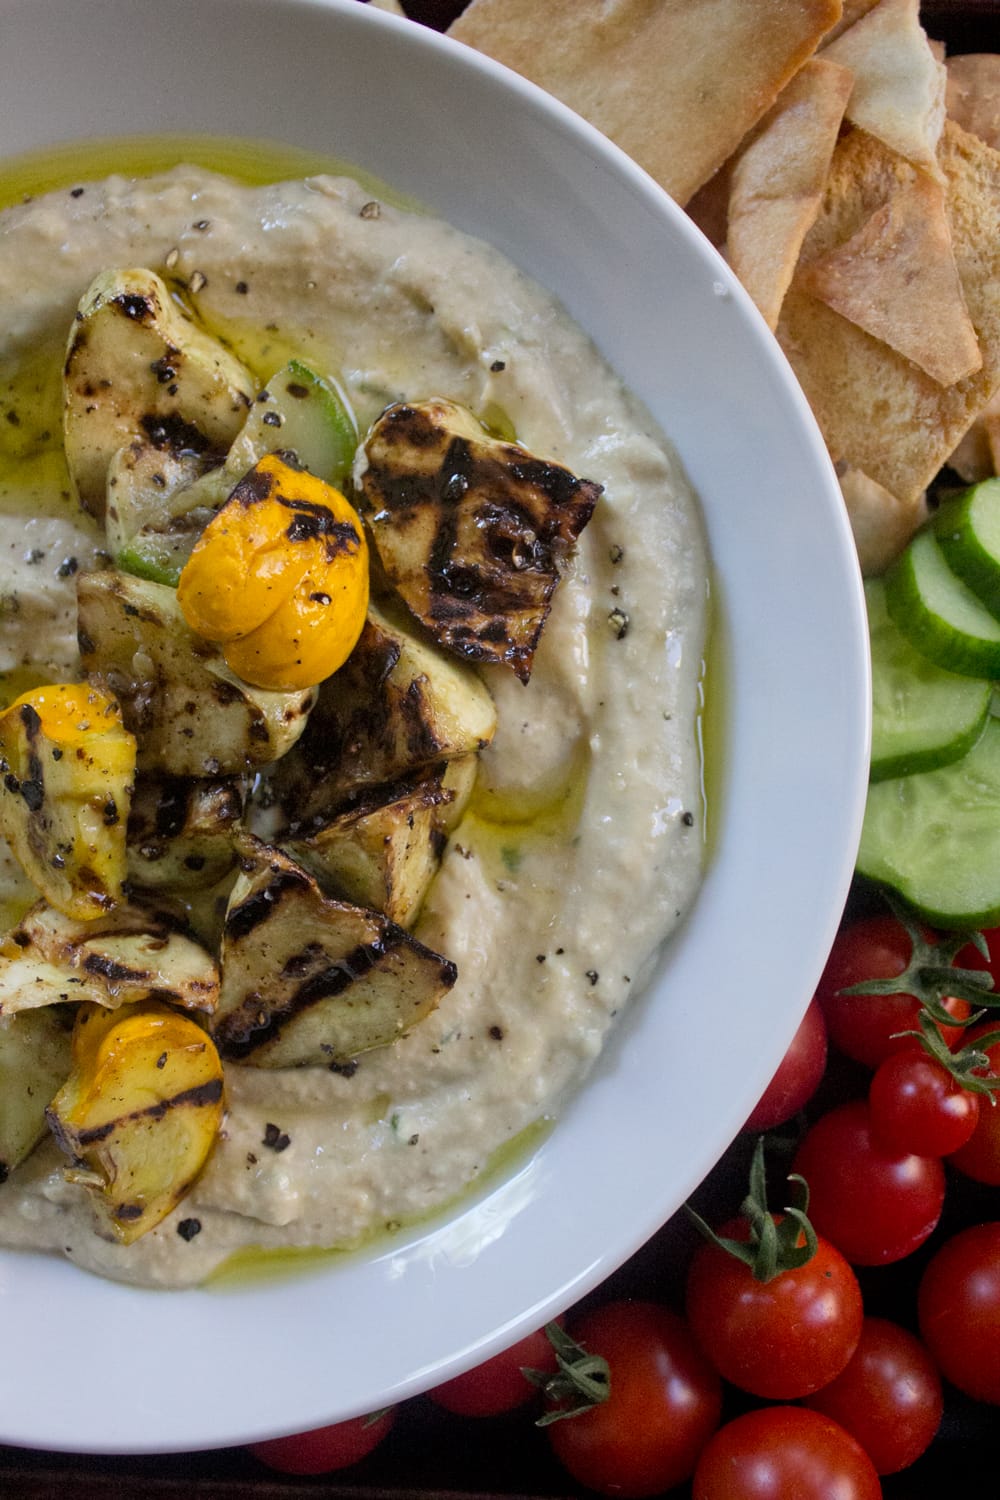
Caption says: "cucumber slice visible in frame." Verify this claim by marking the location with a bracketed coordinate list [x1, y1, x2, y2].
[858, 715, 1000, 928]
[867, 577, 991, 781]
[935, 478, 1000, 619]
[226, 360, 357, 486]
[885, 525, 1000, 678]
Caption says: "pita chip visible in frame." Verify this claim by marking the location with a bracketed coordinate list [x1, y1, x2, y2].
[986, 410, 1000, 476]
[949, 388, 1000, 483]
[837, 465, 927, 574]
[947, 54, 1000, 151]
[797, 170, 981, 385]
[822, 0, 881, 44]
[448, 0, 844, 205]
[777, 121, 1000, 505]
[820, 0, 946, 173]
[727, 58, 854, 329]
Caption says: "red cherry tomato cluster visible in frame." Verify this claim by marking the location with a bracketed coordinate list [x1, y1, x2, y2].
[240, 904, 1000, 1497]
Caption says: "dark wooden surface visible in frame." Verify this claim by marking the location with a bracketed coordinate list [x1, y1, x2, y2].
[3, 1, 999, 1495]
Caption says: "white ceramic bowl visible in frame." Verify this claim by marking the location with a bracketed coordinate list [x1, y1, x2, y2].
[0, 0, 869, 1455]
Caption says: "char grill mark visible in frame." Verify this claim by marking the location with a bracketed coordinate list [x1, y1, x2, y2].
[226, 869, 312, 941]
[212, 836, 458, 1067]
[215, 932, 408, 1058]
[71, 1077, 224, 1148]
[81, 951, 153, 984]
[359, 398, 601, 682]
[139, 410, 214, 460]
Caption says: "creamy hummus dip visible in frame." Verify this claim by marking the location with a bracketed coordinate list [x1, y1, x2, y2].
[0, 164, 708, 1286]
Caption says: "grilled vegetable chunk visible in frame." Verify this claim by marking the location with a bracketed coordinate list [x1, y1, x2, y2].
[64, 267, 254, 518]
[47, 1001, 225, 1244]
[357, 398, 601, 681]
[107, 440, 224, 587]
[270, 601, 496, 821]
[109, 360, 360, 590]
[0, 684, 135, 920]
[0, 900, 219, 1017]
[127, 774, 242, 892]
[77, 569, 315, 776]
[0, 1008, 73, 1179]
[225, 359, 358, 488]
[283, 773, 453, 928]
[211, 837, 456, 1067]
[176, 454, 370, 691]
[438, 753, 479, 834]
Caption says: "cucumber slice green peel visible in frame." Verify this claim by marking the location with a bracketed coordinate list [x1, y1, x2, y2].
[936, 478, 1000, 620]
[859, 717, 1000, 929]
[866, 577, 991, 781]
[885, 526, 1000, 680]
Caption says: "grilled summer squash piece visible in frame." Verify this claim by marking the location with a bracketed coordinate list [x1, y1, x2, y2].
[0, 684, 136, 921]
[64, 267, 254, 519]
[356, 398, 601, 681]
[0, 1007, 73, 1180]
[270, 601, 497, 822]
[107, 440, 225, 587]
[211, 837, 456, 1067]
[47, 1001, 225, 1244]
[0, 900, 220, 1017]
[282, 773, 453, 928]
[437, 753, 479, 834]
[77, 569, 316, 777]
[127, 774, 243, 892]
[109, 360, 360, 589]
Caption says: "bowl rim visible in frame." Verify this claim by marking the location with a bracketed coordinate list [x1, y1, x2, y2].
[0, 0, 871, 1455]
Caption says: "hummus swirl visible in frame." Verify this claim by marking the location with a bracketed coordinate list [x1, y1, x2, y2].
[0, 166, 708, 1286]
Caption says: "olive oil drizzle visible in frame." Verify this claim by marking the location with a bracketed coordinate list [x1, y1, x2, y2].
[0, 134, 405, 213]
[207, 1115, 553, 1290]
[0, 131, 412, 506]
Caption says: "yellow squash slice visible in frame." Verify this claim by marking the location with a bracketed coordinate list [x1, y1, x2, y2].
[47, 1001, 225, 1243]
[0, 684, 135, 920]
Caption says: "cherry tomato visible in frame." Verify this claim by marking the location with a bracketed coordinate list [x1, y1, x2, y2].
[545, 1300, 721, 1497]
[692, 1406, 882, 1500]
[744, 999, 827, 1131]
[685, 1216, 862, 1399]
[918, 1222, 1000, 1405]
[803, 1316, 943, 1474]
[427, 1325, 558, 1416]
[955, 925, 1000, 985]
[945, 1023, 1000, 1184]
[247, 1408, 395, 1475]
[791, 1100, 945, 1265]
[815, 915, 970, 1068]
[868, 1048, 980, 1157]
